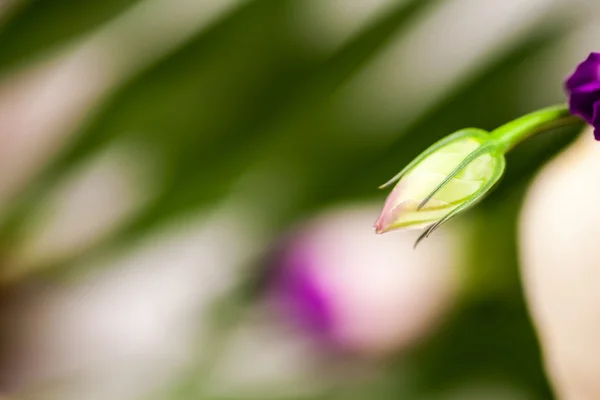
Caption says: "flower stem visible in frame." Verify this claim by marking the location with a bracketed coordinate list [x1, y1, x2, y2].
[490, 104, 583, 153]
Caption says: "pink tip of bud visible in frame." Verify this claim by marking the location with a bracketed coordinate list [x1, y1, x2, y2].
[373, 222, 384, 235]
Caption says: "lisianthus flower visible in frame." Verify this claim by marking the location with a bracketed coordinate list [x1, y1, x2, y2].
[520, 128, 600, 399]
[565, 52, 600, 140]
[268, 205, 462, 356]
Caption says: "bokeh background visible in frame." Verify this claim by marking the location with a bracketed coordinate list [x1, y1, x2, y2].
[0, 0, 598, 399]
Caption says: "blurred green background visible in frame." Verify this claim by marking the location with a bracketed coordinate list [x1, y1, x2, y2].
[0, 0, 596, 399]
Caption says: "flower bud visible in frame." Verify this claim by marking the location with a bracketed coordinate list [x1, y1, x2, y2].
[375, 129, 505, 237]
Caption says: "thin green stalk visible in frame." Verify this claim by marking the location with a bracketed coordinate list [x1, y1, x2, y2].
[491, 104, 582, 152]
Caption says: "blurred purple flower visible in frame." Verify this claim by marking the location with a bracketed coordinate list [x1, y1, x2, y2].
[266, 205, 461, 356]
[269, 246, 335, 339]
[565, 52, 600, 140]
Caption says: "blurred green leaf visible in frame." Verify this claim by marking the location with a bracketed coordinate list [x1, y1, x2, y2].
[0, 0, 142, 71]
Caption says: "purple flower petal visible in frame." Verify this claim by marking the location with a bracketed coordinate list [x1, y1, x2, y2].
[568, 82, 600, 122]
[565, 52, 600, 139]
[566, 52, 600, 91]
[593, 100, 600, 141]
[269, 246, 335, 338]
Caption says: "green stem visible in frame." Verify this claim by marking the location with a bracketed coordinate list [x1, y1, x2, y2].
[490, 104, 582, 153]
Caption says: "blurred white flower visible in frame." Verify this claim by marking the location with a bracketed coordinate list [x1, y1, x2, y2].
[520, 128, 600, 399]
[0, 205, 258, 400]
[3, 140, 159, 281]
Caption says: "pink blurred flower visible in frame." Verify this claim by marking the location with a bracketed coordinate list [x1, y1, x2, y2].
[267, 204, 465, 356]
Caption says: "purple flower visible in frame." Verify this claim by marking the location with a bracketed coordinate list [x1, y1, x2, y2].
[269, 245, 336, 340]
[266, 205, 461, 356]
[565, 52, 600, 140]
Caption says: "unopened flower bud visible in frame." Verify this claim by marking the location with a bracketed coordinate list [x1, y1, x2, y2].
[375, 129, 505, 239]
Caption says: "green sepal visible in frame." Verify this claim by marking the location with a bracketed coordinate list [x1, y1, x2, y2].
[378, 128, 490, 189]
[414, 148, 506, 248]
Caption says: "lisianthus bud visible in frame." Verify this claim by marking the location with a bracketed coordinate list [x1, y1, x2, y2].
[375, 129, 505, 237]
